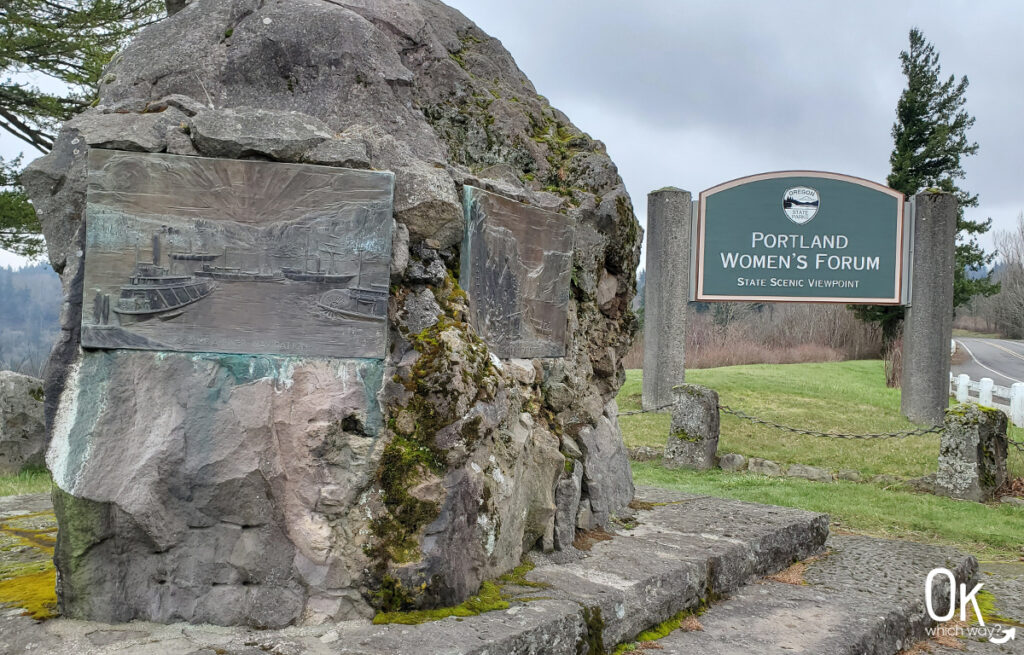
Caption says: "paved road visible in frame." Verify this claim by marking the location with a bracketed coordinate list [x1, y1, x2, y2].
[952, 337, 1024, 388]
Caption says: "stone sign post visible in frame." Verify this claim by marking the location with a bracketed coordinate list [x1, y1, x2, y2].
[642, 188, 691, 410]
[901, 192, 958, 425]
[936, 403, 1008, 501]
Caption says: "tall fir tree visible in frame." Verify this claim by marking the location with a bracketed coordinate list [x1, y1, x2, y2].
[0, 0, 165, 258]
[856, 27, 997, 385]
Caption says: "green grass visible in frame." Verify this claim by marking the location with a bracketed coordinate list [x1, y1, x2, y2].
[0, 470, 52, 497]
[633, 463, 1024, 561]
[618, 361, 1024, 479]
[953, 328, 1003, 339]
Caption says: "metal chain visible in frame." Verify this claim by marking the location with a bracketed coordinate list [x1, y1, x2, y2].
[616, 402, 941, 439]
[618, 402, 673, 416]
[719, 405, 944, 440]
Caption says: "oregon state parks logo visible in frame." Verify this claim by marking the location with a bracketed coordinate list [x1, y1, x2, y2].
[782, 186, 820, 225]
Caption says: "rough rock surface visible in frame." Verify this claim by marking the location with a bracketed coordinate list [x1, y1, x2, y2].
[23, 0, 641, 626]
[665, 384, 719, 470]
[837, 468, 863, 482]
[747, 457, 783, 477]
[718, 452, 746, 472]
[0, 488, 830, 654]
[0, 371, 45, 475]
[936, 403, 1008, 502]
[785, 463, 833, 483]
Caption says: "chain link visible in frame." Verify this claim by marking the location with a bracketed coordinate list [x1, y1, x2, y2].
[616, 402, 942, 439]
[618, 402, 673, 416]
[719, 405, 944, 440]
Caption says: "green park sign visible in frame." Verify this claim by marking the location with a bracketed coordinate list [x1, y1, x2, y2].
[694, 171, 907, 304]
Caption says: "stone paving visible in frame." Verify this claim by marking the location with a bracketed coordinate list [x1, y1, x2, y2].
[0, 489, 827, 654]
[0, 491, 1019, 655]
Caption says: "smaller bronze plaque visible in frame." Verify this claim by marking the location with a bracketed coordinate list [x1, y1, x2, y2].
[460, 186, 574, 358]
[82, 150, 394, 359]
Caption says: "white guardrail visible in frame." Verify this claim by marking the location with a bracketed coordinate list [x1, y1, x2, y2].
[949, 372, 1024, 427]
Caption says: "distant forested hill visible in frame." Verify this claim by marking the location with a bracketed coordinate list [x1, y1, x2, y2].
[0, 264, 62, 376]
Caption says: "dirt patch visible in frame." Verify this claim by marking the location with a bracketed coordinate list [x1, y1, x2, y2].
[950, 343, 969, 366]
[898, 619, 967, 653]
[628, 499, 656, 512]
[574, 528, 615, 551]
[764, 551, 829, 586]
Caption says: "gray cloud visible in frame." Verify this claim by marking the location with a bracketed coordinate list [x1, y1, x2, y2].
[2, 1, 1021, 268]
[445, 0, 1024, 257]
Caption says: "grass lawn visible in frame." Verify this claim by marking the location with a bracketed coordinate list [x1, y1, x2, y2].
[621, 361, 1024, 560]
[0, 470, 52, 497]
[633, 463, 1024, 561]
[618, 361, 1024, 479]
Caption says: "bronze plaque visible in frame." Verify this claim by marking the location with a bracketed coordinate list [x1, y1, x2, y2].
[460, 186, 574, 358]
[82, 150, 394, 359]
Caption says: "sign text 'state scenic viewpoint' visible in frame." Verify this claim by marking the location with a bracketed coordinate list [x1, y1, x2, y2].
[694, 171, 905, 304]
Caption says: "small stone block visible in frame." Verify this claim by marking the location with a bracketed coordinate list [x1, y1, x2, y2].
[936, 403, 1008, 502]
[718, 453, 746, 472]
[747, 458, 783, 477]
[837, 469, 862, 482]
[664, 384, 719, 470]
[786, 464, 833, 483]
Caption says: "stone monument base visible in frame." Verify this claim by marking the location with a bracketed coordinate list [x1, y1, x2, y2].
[4, 487, 982, 655]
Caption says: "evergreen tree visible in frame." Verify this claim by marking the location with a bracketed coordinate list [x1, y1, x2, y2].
[0, 156, 41, 257]
[856, 28, 997, 385]
[0, 0, 164, 257]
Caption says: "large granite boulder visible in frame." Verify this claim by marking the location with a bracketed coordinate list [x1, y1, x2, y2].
[0, 371, 46, 475]
[23, 0, 641, 626]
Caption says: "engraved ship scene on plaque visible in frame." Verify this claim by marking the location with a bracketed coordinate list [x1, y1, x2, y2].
[82, 150, 395, 359]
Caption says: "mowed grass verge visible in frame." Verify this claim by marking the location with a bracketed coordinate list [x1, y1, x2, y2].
[618, 361, 1024, 479]
[633, 464, 1023, 561]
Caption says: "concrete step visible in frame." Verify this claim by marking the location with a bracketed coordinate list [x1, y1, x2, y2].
[1, 487, 829, 654]
[647, 534, 980, 655]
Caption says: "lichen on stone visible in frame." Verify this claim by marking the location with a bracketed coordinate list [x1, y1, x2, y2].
[368, 273, 499, 608]
[0, 510, 58, 620]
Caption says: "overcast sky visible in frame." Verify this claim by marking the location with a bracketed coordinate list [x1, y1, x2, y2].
[2, 0, 1022, 270]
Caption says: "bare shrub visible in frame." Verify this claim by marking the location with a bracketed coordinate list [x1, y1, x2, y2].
[624, 303, 881, 370]
[885, 337, 902, 387]
[688, 341, 842, 369]
[622, 335, 644, 369]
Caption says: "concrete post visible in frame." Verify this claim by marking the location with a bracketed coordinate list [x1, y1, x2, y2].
[642, 188, 691, 410]
[956, 373, 970, 403]
[979, 377, 994, 407]
[936, 403, 1008, 502]
[665, 384, 719, 470]
[1011, 382, 1024, 427]
[901, 192, 958, 425]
